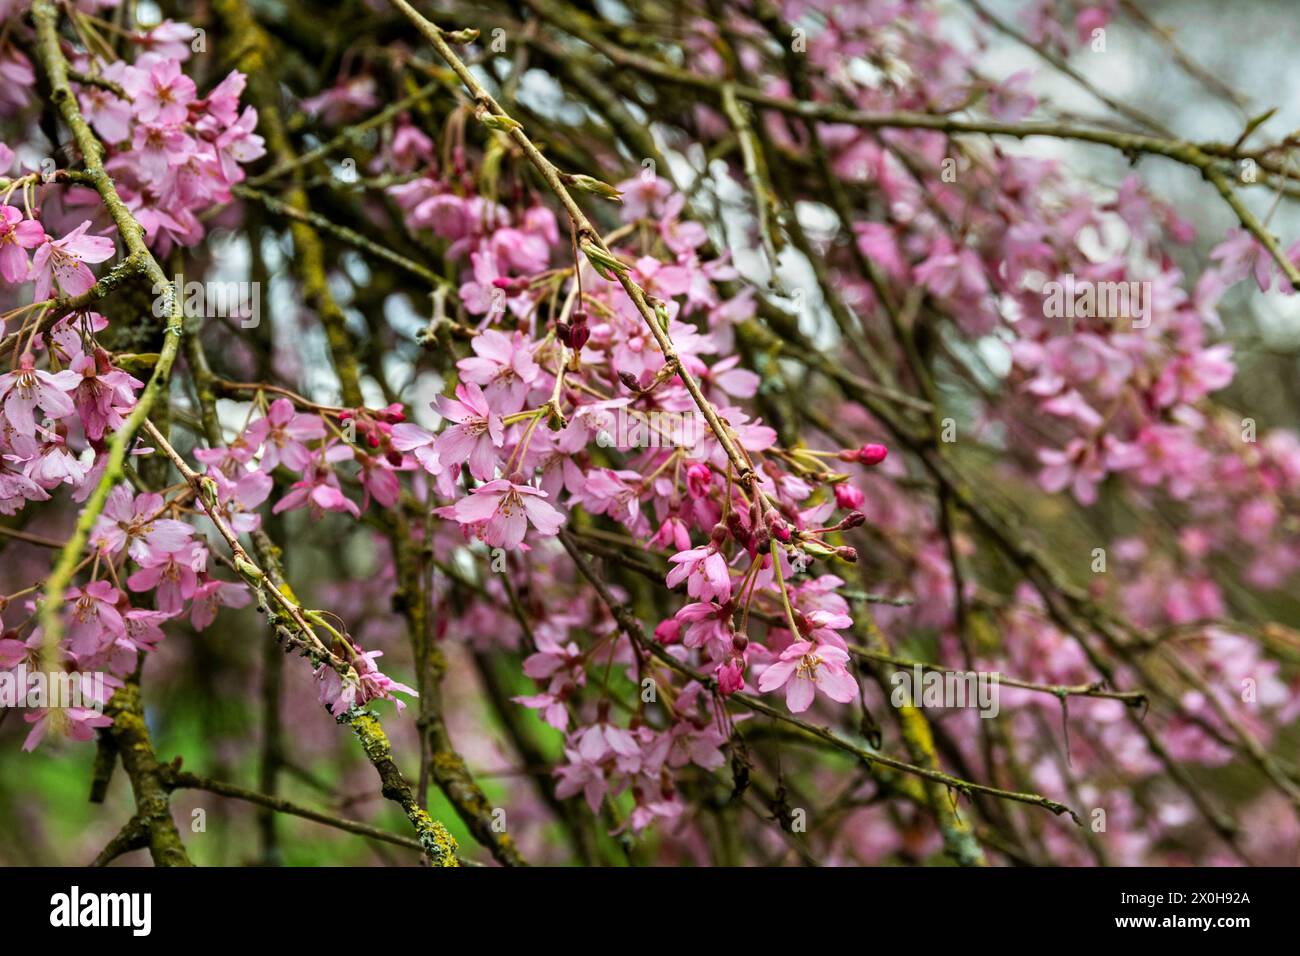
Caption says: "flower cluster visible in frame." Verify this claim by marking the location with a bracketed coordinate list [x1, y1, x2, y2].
[1, 0, 1297, 869]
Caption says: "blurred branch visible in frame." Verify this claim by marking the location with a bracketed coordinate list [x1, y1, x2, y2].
[161, 767, 428, 856]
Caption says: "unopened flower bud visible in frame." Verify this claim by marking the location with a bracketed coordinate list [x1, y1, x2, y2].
[834, 483, 865, 510]
[857, 443, 888, 466]
[841, 511, 866, 529]
[685, 462, 711, 498]
[655, 619, 681, 645]
[492, 276, 528, 294]
[716, 659, 744, 696]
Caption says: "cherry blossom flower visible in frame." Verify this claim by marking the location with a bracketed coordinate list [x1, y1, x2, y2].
[432, 383, 505, 481]
[522, 629, 585, 687]
[272, 445, 361, 519]
[514, 691, 571, 730]
[126, 57, 197, 124]
[987, 70, 1038, 122]
[315, 647, 417, 717]
[135, 21, 200, 61]
[616, 174, 674, 220]
[0, 355, 80, 436]
[674, 601, 733, 660]
[91, 486, 194, 561]
[214, 106, 266, 180]
[246, 398, 326, 472]
[204, 465, 272, 534]
[24, 430, 87, 487]
[64, 580, 126, 660]
[576, 720, 641, 763]
[22, 707, 114, 752]
[666, 543, 731, 602]
[356, 453, 401, 509]
[449, 479, 565, 549]
[78, 72, 133, 143]
[30, 221, 115, 299]
[0, 205, 45, 282]
[554, 747, 608, 813]
[457, 328, 540, 414]
[127, 539, 208, 615]
[190, 579, 252, 630]
[757, 640, 858, 713]
[649, 719, 728, 771]
[68, 350, 142, 440]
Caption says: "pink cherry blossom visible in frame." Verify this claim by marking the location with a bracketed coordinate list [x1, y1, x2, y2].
[756, 640, 858, 713]
[127, 540, 208, 615]
[457, 328, 540, 413]
[91, 486, 194, 561]
[64, 580, 126, 660]
[449, 479, 565, 549]
[125, 57, 197, 124]
[68, 351, 143, 440]
[0, 354, 80, 436]
[272, 445, 361, 519]
[0, 205, 45, 282]
[30, 221, 115, 299]
[432, 382, 505, 481]
[246, 398, 326, 472]
[666, 544, 731, 602]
